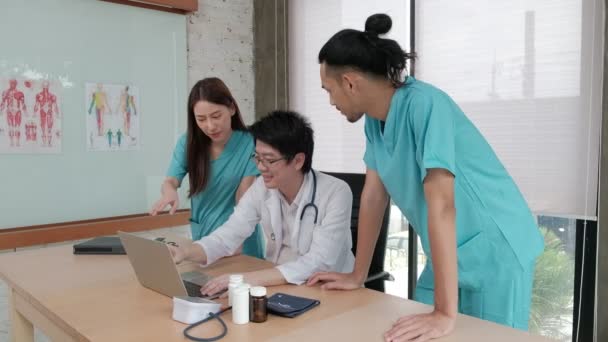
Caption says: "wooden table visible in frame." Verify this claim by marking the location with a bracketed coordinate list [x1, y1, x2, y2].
[0, 244, 554, 341]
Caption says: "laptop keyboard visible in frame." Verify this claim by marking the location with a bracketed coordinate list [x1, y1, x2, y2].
[183, 280, 202, 297]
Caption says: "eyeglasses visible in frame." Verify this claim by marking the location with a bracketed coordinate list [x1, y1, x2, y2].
[251, 153, 286, 167]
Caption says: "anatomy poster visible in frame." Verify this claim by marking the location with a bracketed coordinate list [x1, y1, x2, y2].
[85, 82, 140, 151]
[0, 78, 63, 154]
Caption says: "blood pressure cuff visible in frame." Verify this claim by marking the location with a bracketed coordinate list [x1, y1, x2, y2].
[266, 293, 320, 318]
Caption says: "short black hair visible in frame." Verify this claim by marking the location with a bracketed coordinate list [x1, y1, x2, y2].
[318, 13, 415, 87]
[249, 110, 314, 173]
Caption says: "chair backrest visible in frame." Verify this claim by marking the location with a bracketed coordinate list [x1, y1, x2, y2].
[324, 172, 391, 292]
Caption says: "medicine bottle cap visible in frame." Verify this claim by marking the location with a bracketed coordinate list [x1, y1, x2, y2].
[250, 286, 267, 297]
[229, 274, 244, 283]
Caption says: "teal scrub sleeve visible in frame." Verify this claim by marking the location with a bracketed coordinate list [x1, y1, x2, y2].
[166, 134, 188, 182]
[244, 158, 259, 177]
[409, 91, 457, 182]
[363, 116, 378, 171]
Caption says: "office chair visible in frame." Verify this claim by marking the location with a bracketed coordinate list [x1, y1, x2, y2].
[325, 172, 394, 292]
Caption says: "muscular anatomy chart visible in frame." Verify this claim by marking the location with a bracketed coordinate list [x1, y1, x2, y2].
[0, 78, 62, 154]
[85, 82, 140, 152]
[35, 80, 61, 147]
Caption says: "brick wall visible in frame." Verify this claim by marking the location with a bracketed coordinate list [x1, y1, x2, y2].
[187, 0, 255, 124]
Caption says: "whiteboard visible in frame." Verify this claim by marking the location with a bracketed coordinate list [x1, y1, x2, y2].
[0, 0, 188, 229]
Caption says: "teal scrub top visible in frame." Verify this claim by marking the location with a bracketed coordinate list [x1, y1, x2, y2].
[363, 77, 544, 290]
[167, 130, 264, 259]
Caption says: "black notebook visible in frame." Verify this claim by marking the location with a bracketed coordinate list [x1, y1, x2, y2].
[266, 293, 320, 318]
[73, 236, 125, 255]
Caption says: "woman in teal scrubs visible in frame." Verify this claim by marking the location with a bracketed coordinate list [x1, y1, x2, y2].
[150, 77, 264, 259]
[307, 14, 544, 341]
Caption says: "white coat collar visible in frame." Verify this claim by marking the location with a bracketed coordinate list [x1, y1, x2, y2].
[264, 171, 315, 260]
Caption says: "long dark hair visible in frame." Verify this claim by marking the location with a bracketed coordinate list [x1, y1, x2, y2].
[186, 77, 247, 197]
[318, 13, 416, 87]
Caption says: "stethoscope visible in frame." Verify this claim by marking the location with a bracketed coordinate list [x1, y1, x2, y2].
[270, 170, 318, 241]
[300, 170, 318, 224]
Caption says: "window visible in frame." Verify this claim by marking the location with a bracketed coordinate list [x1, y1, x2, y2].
[383, 203, 425, 298]
[288, 1, 597, 340]
[532, 216, 576, 341]
[289, 0, 409, 173]
[415, 0, 603, 219]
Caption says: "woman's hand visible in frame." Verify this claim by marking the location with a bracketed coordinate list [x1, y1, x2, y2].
[384, 310, 456, 342]
[167, 245, 187, 264]
[150, 191, 179, 215]
[150, 179, 180, 215]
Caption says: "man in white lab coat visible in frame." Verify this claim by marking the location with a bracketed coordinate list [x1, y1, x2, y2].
[170, 110, 355, 296]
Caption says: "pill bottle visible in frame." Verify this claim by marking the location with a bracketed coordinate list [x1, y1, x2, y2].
[232, 286, 249, 325]
[249, 286, 268, 323]
[228, 274, 243, 306]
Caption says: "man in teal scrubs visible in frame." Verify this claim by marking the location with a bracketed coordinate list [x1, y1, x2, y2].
[307, 14, 544, 341]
